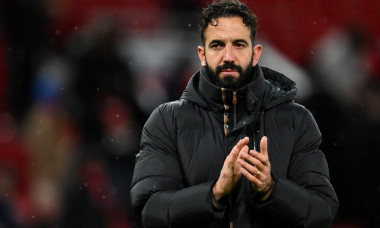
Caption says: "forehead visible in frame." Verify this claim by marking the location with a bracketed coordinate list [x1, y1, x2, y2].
[204, 17, 251, 43]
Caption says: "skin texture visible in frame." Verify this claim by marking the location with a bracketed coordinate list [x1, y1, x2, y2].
[197, 17, 272, 200]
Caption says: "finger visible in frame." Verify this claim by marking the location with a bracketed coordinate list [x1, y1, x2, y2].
[229, 138, 249, 165]
[243, 154, 265, 172]
[238, 158, 260, 176]
[235, 145, 248, 169]
[240, 167, 263, 185]
[260, 136, 268, 156]
[249, 150, 269, 166]
[231, 137, 249, 155]
[240, 145, 249, 156]
[238, 137, 250, 149]
[244, 150, 267, 166]
[238, 144, 249, 159]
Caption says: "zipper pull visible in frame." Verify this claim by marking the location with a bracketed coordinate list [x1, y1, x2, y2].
[232, 91, 237, 104]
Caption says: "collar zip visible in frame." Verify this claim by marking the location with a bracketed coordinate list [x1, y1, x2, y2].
[221, 88, 229, 135]
[221, 88, 238, 136]
[232, 91, 237, 129]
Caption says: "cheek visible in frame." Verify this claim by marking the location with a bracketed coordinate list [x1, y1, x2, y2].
[207, 53, 225, 68]
[240, 52, 254, 66]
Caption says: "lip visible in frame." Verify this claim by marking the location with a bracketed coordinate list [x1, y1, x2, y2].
[220, 69, 239, 77]
[222, 68, 237, 72]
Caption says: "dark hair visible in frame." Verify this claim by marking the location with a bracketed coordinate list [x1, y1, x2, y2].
[199, 0, 257, 46]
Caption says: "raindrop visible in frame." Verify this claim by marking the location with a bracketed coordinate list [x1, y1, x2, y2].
[110, 138, 114, 142]
[84, 182, 88, 187]
[116, 114, 120, 118]
[8, 48, 11, 52]
[310, 51, 314, 55]
[74, 26, 78, 30]
[188, 24, 192, 27]
[96, 88, 100, 92]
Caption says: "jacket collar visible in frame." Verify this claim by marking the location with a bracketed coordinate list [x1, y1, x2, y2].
[198, 65, 265, 114]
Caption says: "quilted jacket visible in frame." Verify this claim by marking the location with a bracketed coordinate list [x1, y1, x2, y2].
[131, 66, 339, 227]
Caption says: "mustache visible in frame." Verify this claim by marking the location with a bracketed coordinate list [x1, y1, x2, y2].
[216, 63, 243, 75]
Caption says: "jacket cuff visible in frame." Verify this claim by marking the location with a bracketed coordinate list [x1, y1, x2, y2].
[211, 188, 227, 210]
[255, 178, 276, 202]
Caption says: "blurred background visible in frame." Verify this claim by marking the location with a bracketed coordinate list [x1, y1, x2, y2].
[0, 0, 379, 227]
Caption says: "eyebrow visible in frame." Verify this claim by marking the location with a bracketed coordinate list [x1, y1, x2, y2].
[208, 39, 249, 47]
[234, 39, 249, 45]
[208, 39, 224, 47]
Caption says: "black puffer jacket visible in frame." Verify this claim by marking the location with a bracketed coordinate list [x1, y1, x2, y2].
[131, 66, 339, 228]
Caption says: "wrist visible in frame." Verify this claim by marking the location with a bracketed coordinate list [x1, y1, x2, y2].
[212, 183, 224, 201]
[259, 179, 275, 201]
[262, 178, 273, 193]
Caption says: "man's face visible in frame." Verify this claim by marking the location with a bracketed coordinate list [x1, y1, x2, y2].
[198, 17, 262, 88]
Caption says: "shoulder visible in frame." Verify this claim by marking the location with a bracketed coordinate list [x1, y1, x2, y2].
[145, 99, 198, 128]
[153, 99, 194, 117]
[265, 101, 318, 132]
[267, 101, 310, 117]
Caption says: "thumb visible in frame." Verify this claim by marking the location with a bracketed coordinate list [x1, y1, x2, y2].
[260, 136, 268, 155]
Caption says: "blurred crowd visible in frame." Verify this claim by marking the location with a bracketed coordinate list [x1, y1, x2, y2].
[0, 0, 380, 227]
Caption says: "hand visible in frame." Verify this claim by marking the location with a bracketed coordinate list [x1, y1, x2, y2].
[238, 136, 272, 193]
[213, 137, 249, 200]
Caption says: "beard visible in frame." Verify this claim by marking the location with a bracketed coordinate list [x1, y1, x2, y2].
[205, 57, 254, 89]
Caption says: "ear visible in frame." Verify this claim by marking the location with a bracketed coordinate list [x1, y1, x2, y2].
[252, 44, 262, 67]
[198, 46, 206, 67]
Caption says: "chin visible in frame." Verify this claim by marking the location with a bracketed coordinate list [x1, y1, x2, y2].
[220, 76, 240, 88]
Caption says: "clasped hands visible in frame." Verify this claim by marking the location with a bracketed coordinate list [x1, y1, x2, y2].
[213, 136, 272, 201]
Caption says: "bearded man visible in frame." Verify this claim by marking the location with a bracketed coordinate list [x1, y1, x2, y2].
[131, 1, 339, 227]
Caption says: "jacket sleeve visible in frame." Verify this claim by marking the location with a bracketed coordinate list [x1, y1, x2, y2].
[257, 105, 339, 228]
[130, 104, 225, 227]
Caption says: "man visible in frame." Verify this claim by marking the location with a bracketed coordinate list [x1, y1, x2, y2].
[130, 0, 339, 227]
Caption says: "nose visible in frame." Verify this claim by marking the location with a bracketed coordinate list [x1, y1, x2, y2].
[223, 44, 235, 62]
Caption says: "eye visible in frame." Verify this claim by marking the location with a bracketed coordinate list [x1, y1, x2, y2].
[210, 43, 224, 50]
[234, 42, 246, 48]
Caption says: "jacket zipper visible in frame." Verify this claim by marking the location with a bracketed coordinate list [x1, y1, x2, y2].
[232, 91, 237, 129]
[230, 91, 238, 228]
[221, 88, 228, 136]
[221, 89, 237, 227]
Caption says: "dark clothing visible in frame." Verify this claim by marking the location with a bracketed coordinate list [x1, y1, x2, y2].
[131, 66, 339, 227]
